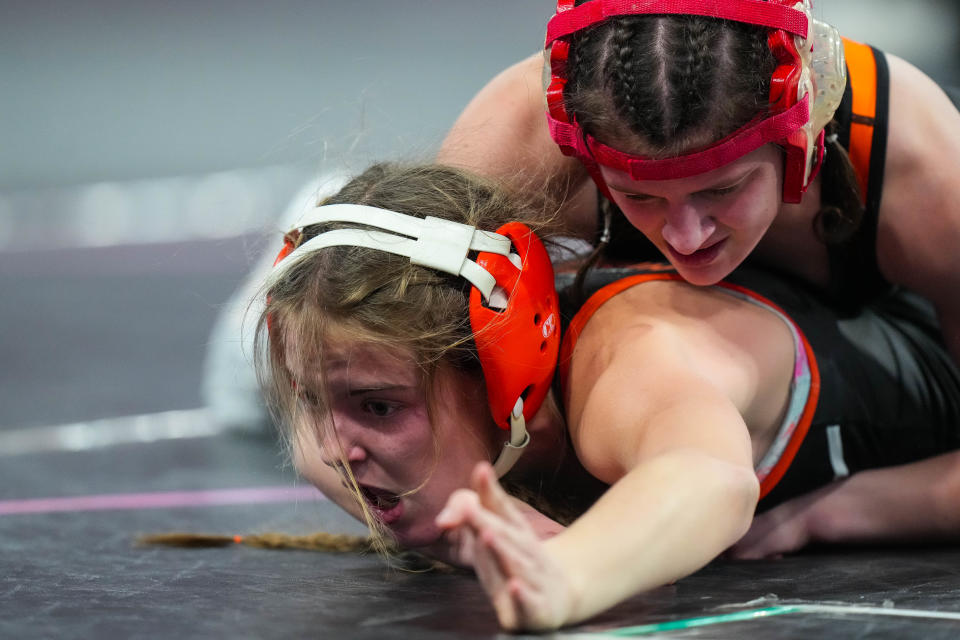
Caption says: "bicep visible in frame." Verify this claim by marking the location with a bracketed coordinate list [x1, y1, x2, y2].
[877, 55, 960, 356]
[567, 328, 755, 485]
[877, 56, 960, 283]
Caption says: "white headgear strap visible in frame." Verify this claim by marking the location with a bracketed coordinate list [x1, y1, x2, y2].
[268, 204, 513, 302]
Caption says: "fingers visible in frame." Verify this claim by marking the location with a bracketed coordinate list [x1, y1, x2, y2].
[435, 488, 479, 530]
[433, 464, 569, 630]
[473, 528, 550, 631]
[471, 526, 508, 592]
[471, 461, 528, 528]
[436, 465, 529, 535]
[726, 509, 800, 559]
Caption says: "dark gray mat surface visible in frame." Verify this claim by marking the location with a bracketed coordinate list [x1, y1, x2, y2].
[3, 430, 960, 640]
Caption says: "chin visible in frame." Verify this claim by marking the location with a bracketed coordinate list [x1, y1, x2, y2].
[388, 520, 444, 550]
[674, 264, 727, 287]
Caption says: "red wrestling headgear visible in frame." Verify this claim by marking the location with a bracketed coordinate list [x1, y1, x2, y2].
[544, 0, 846, 203]
[268, 205, 560, 477]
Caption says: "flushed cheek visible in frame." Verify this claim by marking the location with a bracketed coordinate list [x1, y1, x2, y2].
[713, 200, 774, 235]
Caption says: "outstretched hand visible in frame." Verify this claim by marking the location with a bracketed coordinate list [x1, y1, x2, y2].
[435, 461, 575, 631]
[727, 483, 837, 559]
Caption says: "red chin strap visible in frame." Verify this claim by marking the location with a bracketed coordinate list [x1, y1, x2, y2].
[545, 0, 823, 203]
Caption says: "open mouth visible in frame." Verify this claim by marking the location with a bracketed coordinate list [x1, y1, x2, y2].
[359, 485, 403, 524]
[666, 237, 726, 268]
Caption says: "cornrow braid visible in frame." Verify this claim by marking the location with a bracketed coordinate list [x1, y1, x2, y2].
[670, 17, 723, 136]
[564, 4, 775, 158]
[606, 19, 650, 138]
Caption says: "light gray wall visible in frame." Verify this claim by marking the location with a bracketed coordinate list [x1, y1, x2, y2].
[3, 1, 957, 191]
[1, 1, 956, 248]
[0, 1, 552, 190]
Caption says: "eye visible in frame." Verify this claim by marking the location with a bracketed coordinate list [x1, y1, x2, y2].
[623, 193, 660, 204]
[362, 399, 400, 418]
[701, 183, 742, 198]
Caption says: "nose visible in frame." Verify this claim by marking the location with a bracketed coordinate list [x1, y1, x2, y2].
[317, 421, 368, 469]
[660, 203, 716, 255]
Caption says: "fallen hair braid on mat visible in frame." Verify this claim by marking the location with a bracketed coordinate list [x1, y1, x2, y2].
[137, 531, 378, 552]
[136, 531, 456, 572]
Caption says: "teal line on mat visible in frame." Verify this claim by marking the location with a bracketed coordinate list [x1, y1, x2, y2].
[592, 603, 960, 636]
[599, 605, 804, 636]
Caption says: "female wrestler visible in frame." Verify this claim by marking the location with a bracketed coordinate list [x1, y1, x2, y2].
[437, 0, 960, 366]
[260, 162, 960, 631]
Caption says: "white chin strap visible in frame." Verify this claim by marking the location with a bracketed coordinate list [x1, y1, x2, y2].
[270, 203, 532, 476]
[491, 398, 530, 478]
[268, 203, 513, 302]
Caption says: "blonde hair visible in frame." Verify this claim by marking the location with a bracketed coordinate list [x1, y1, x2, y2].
[255, 163, 557, 554]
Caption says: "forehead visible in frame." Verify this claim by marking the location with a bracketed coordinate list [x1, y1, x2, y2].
[283, 329, 419, 385]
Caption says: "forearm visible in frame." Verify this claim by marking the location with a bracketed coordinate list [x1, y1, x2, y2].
[806, 451, 960, 545]
[544, 449, 758, 626]
[941, 314, 960, 373]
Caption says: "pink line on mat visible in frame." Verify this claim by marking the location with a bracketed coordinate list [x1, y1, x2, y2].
[0, 486, 326, 515]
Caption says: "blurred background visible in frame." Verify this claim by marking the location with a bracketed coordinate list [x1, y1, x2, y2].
[1, 0, 958, 436]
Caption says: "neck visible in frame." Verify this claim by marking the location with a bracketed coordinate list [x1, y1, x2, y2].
[505, 391, 568, 479]
[499, 391, 609, 526]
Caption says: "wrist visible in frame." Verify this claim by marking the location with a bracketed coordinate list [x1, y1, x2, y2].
[801, 479, 859, 544]
[542, 535, 588, 628]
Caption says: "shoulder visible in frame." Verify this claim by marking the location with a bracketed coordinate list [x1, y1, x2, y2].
[565, 280, 792, 425]
[438, 52, 558, 172]
[438, 53, 598, 238]
[876, 53, 960, 296]
[563, 281, 778, 480]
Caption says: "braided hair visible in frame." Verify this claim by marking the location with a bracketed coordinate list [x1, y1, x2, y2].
[562, 2, 863, 240]
[566, 8, 774, 156]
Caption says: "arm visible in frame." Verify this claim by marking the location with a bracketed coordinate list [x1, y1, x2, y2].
[876, 54, 960, 366]
[438, 322, 762, 630]
[548, 332, 760, 624]
[729, 450, 960, 559]
[437, 53, 598, 239]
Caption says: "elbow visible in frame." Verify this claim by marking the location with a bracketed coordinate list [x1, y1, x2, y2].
[711, 461, 760, 542]
[736, 467, 761, 536]
[659, 449, 759, 546]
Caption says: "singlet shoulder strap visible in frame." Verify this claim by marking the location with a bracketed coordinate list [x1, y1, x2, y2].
[839, 37, 890, 211]
[558, 269, 683, 399]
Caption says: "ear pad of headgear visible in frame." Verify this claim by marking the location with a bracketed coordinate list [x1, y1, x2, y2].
[768, 0, 846, 201]
[266, 230, 302, 337]
[272, 230, 300, 267]
[469, 222, 560, 431]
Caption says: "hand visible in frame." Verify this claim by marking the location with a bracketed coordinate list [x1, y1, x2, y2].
[727, 483, 840, 559]
[435, 462, 575, 631]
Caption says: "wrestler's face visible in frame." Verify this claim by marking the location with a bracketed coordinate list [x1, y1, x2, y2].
[599, 144, 783, 285]
[286, 337, 497, 548]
